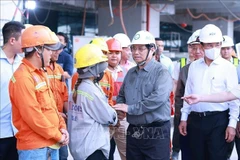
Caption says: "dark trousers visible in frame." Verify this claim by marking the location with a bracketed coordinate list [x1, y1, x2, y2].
[180, 134, 191, 160]
[188, 110, 229, 160]
[126, 121, 170, 160]
[86, 150, 108, 160]
[235, 137, 240, 160]
[172, 114, 181, 153]
[0, 136, 18, 160]
[59, 145, 68, 160]
[109, 138, 116, 160]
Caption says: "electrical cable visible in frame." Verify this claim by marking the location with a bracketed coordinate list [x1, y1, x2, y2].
[166, 15, 192, 33]
[12, 0, 22, 21]
[187, 8, 238, 22]
[119, 0, 128, 35]
[33, 0, 52, 24]
[81, 0, 88, 35]
[219, 0, 240, 21]
[108, 0, 114, 26]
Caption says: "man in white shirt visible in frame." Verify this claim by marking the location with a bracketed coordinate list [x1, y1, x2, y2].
[179, 24, 239, 160]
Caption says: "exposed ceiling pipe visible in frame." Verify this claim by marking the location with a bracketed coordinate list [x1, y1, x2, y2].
[119, 0, 128, 35]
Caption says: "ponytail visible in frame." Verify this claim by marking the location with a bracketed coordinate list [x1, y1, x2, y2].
[72, 77, 82, 103]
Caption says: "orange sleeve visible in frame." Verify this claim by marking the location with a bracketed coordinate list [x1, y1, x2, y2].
[58, 65, 68, 102]
[9, 75, 62, 142]
[71, 72, 78, 91]
[107, 72, 114, 106]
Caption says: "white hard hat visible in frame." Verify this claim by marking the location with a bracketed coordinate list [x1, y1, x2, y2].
[222, 35, 234, 47]
[199, 24, 223, 43]
[187, 29, 201, 44]
[131, 30, 155, 46]
[113, 33, 131, 47]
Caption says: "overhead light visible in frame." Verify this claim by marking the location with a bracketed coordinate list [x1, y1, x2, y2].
[26, 1, 36, 10]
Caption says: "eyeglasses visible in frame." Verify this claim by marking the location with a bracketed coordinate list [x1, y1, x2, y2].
[131, 46, 148, 53]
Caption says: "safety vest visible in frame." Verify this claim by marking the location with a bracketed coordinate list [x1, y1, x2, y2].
[112, 67, 127, 105]
[180, 57, 187, 68]
[232, 57, 239, 67]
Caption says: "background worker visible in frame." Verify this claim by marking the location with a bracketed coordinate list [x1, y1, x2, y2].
[46, 42, 69, 160]
[179, 24, 239, 160]
[155, 37, 174, 75]
[173, 29, 204, 160]
[68, 44, 118, 160]
[0, 21, 25, 160]
[9, 25, 68, 160]
[221, 35, 239, 66]
[106, 38, 128, 160]
[56, 32, 73, 89]
[114, 30, 173, 160]
[113, 33, 135, 71]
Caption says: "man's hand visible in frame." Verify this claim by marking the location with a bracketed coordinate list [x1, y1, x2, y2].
[182, 94, 201, 105]
[179, 121, 187, 136]
[225, 126, 236, 143]
[59, 112, 67, 121]
[236, 122, 240, 138]
[113, 103, 128, 113]
[60, 129, 69, 146]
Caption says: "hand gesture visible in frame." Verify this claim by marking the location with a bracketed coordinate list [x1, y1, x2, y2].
[182, 94, 201, 105]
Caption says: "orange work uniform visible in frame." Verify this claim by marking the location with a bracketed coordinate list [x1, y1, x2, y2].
[46, 62, 68, 113]
[71, 70, 114, 106]
[9, 58, 66, 150]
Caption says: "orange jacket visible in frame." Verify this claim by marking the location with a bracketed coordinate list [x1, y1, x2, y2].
[46, 62, 68, 113]
[71, 70, 114, 106]
[9, 58, 66, 150]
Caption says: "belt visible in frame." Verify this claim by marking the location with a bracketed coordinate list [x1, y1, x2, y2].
[130, 121, 169, 128]
[190, 110, 228, 117]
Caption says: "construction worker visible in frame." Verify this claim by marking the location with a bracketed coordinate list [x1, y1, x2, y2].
[179, 24, 239, 160]
[171, 29, 201, 160]
[221, 35, 239, 66]
[114, 30, 173, 160]
[9, 25, 68, 160]
[71, 37, 114, 106]
[113, 33, 135, 71]
[46, 42, 69, 160]
[68, 44, 118, 160]
[173, 29, 204, 160]
[155, 37, 174, 75]
[106, 38, 128, 160]
[0, 21, 25, 160]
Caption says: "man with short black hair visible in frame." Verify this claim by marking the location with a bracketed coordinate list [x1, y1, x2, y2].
[0, 21, 25, 160]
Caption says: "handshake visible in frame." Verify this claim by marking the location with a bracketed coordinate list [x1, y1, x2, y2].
[113, 103, 128, 120]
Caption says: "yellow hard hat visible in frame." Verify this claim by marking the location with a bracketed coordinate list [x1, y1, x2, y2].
[89, 37, 109, 53]
[74, 44, 108, 68]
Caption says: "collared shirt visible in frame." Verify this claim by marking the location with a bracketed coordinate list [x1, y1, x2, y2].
[117, 59, 173, 125]
[46, 62, 68, 113]
[172, 58, 192, 81]
[160, 54, 174, 76]
[106, 66, 123, 81]
[9, 58, 66, 150]
[181, 57, 239, 128]
[0, 48, 22, 138]
[120, 60, 136, 72]
[68, 79, 117, 160]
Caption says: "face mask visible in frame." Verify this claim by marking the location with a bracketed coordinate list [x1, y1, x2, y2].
[204, 47, 221, 60]
[94, 71, 104, 83]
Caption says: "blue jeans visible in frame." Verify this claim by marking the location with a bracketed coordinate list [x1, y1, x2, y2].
[18, 147, 59, 160]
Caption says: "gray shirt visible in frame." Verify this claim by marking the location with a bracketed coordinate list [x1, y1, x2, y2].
[68, 79, 118, 160]
[117, 59, 173, 125]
